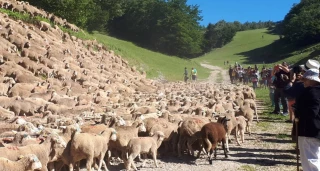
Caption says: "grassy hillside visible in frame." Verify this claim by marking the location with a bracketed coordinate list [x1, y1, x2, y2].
[88, 32, 210, 81]
[194, 28, 320, 69]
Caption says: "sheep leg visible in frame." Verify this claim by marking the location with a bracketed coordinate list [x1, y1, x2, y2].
[204, 137, 212, 161]
[102, 160, 108, 171]
[225, 133, 229, 152]
[86, 156, 94, 171]
[129, 154, 138, 171]
[234, 126, 241, 146]
[187, 136, 198, 156]
[152, 151, 159, 168]
[222, 140, 228, 158]
[177, 136, 186, 157]
[240, 129, 245, 143]
[97, 153, 105, 171]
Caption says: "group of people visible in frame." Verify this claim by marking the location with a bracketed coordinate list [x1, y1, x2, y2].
[228, 63, 272, 90]
[228, 59, 320, 171]
[269, 59, 320, 171]
[183, 67, 197, 83]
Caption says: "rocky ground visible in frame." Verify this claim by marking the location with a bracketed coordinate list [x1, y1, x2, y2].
[105, 64, 298, 171]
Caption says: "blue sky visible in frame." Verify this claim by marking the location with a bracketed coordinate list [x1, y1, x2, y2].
[187, 0, 300, 26]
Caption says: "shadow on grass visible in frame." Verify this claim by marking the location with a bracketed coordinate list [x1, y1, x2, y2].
[235, 37, 320, 65]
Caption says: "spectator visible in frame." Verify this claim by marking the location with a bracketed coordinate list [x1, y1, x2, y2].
[284, 66, 305, 123]
[229, 65, 233, 83]
[252, 71, 259, 90]
[183, 67, 188, 83]
[294, 68, 320, 171]
[190, 67, 197, 82]
[272, 62, 290, 115]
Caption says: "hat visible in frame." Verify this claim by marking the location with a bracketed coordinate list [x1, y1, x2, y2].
[302, 68, 320, 83]
[300, 59, 320, 71]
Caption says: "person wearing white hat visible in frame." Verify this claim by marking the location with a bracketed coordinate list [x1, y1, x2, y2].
[300, 59, 320, 71]
[294, 68, 320, 171]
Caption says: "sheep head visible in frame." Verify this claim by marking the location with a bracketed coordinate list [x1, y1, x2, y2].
[109, 128, 117, 141]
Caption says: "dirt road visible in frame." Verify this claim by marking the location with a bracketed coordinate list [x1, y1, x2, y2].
[200, 63, 230, 84]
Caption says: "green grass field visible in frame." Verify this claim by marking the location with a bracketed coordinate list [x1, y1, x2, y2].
[194, 28, 320, 70]
[88, 32, 210, 81]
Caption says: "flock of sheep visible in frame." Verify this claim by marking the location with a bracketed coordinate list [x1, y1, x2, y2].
[0, 0, 260, 171]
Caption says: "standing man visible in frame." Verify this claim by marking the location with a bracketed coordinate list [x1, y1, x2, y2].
[191, 67, 197, 82]
[183, 67, 188, 83]
[272, 62, 290, 115]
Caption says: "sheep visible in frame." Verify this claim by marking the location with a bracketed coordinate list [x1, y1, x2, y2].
[0, 134, 67, 171]
[235, 115, 247, 144]
[39, 21, 51, 31]
[217, 112, 240, 152]
[0, 77, 15, 96]
[149, 120, 179, 155]
[201, 117, 229, 164]
[108, 120, 146, 162]
[125, 131, 165, 171]
[0, 154, 42, 171]
[177, 117, 210, 157]
[235, 101, 255, 135]
[70, 128, 117, 171]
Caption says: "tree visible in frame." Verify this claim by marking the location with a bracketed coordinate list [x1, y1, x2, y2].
[282, 0, 320, 45]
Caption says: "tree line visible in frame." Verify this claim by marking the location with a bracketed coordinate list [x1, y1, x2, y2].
[280, 0, 320, 46]
[25, 0, 275, 58]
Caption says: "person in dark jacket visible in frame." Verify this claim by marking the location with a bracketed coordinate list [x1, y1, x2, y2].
[272, 63, 290, 115]
[294, 68, 320, 171]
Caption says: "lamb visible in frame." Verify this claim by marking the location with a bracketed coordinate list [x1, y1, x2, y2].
[125, 131, 165, 171]
[235, 115, 248, 144]
[70, 128, 117, 171]
[201, 117, 229, 164]
[0, 154, 42, 171]
[235, 101, 255, 135]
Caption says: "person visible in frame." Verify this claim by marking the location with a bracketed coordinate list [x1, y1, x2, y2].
[224, 61, 226, 65]
[183, 67, 188, 83]
[190, 67, 197, 82]
[228, 65, 233, 83]
[283, 66, 305, 123]
[272, 62, 290, 115]
[252, 71, 259, 90]
[293, 68, 320, 171]
[269, 85, 275, 107]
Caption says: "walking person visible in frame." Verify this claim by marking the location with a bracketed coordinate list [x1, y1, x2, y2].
[183, 67, 189, 83]
[190, 67, 197, 82]
[294, 68, 320, 171]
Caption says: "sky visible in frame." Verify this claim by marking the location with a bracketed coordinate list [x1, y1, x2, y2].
[187, 0, 300, 26]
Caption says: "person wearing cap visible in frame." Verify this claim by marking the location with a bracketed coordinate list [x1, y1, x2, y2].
[294, 68, 320, 171]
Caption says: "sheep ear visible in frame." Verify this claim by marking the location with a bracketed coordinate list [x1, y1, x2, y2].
[18, 155, 24, 160]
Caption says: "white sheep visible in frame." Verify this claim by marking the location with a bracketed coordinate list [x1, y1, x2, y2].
[70, 128, 117, 171]
[125, 131, 165, 171]
[0, 154, 42, 171]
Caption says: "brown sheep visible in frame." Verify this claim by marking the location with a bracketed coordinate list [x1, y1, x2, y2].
[125, 131, 165, 171]
[201, 117, 229, 164]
